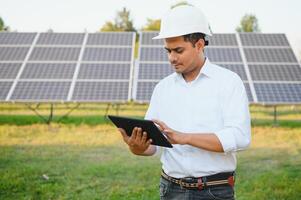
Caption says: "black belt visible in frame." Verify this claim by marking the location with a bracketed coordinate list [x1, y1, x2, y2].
[161, 170, 235, 190]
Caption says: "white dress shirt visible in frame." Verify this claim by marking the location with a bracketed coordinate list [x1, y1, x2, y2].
[145, 58, 251, 178]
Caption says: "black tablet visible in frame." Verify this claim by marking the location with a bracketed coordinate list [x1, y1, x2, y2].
[107, 115, 172, 148]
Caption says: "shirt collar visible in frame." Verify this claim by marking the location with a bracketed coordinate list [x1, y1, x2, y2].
[175, 57, 215, 83]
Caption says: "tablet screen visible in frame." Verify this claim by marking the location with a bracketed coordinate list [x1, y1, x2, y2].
[108, 115, 172, 148]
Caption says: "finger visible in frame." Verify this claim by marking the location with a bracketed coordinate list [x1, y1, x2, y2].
[141, 131, 147, 143]
[131, 127, 138, 140]
[118, 128, 129, 141]
[135, 128, 143, 143]
[146, 138, 153, 146]
[152, 119, 165, 130]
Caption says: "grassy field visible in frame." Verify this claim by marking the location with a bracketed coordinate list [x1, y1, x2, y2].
[0, 104, 301, 199]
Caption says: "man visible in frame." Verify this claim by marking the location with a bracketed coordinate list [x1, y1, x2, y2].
[119, 5, 251, 200]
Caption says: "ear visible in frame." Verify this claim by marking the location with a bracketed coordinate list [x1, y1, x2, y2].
[195, 38, 205, 52]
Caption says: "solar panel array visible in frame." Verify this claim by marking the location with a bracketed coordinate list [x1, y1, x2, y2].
[0, 32, 300, 104]
[134, 32, 301, 104]
[239, 33, 301, 104]
[0, 32, 135, 102]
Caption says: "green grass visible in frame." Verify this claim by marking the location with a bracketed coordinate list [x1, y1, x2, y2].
[0, 104, 301, 199]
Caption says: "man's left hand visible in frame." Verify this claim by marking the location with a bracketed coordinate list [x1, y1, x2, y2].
[153, 119, 187, 145]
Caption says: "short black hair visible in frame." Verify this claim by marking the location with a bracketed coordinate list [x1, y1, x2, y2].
[183, 33, 209, 47]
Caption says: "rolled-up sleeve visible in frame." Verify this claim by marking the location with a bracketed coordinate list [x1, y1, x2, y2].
[214, 76, 251, 153]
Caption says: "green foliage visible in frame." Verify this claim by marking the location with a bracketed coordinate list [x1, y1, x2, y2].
[236, 14, 261, 32]
[100, 7, 136, 32]
[0, 17, 4, 31]
[142, 18, 161, 31]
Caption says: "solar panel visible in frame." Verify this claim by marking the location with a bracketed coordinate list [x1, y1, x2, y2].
[72, 81, 129, 101]
[135, 81, 158, 102]
[254, 83, 301, 103]
[78, 63, 131, 79]
[205, 48, 242, 62]
[10, 81, 71, 101]
[86, 32, 134, 46]
[140, 32, 163, 46]
[244, 83, 253, 102]
[138, 63, 173, 80]
[0, 32, 36, 45]
[0, 63, 22, 79]
[139, 47, 168, 61]
[21, 63, 76, 79]
[0, 81, 13, 100]
[219, 64, 248, 81]
[36, 33, 84, 45]
[248, 64, 301, 81]
[244, 48, 298, 63]
[82, 47, 132, 62]
[209, 34, 238, 46]
[0, 47, 30, 61]
[29, 47, 81, 61]
[240, 33, 290, 46]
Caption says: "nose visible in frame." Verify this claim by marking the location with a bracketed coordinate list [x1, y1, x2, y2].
[168, 51, 178, 64]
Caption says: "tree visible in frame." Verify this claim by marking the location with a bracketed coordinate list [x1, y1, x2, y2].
[236, 14, 261, 32]
[100, 7, 136, 32]
[0, 17, 9, 31]
[142, 18, 161, 31]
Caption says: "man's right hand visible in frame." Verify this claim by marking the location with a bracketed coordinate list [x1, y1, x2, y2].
[118, 127, 152, 155]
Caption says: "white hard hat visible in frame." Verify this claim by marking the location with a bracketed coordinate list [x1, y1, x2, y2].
[153, 5, 212, 40]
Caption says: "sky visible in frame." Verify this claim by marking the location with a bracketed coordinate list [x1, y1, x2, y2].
[1, 0, 301, 59]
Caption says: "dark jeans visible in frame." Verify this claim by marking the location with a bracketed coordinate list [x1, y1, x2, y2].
[159, 177, 235, 200]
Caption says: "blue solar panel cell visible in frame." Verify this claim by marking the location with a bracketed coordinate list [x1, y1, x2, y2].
[244, 48, 298, 63]
[0, 47, 30, 61]
[209, 34, 238, 46]
[78, 63, 131, 79]
[0, 81, 13, 100]
[205, 48, 242, 62]
[29, 47, 81, 61]
[0, 32, 36, 45]
[138, 63, 173, 79]
[87, 32, 134, 46]
[254, 83, 301, 103]
[11, 81, 71, 101]
[21, 63, 76, 79]
[72, 81, 129, 101]
[0, 63, 22, 79]
[140, 32, 163, 46]
[249, 64, 301, 81]
[82, 47, 132, 62]
[139, 47, 168, 62]
[36, 33, 85, 45]
[240, 33, 289, 46]
[135, 81, 158, 102]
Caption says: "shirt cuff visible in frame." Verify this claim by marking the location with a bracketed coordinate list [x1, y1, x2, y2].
[214, 128, 237, 153]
